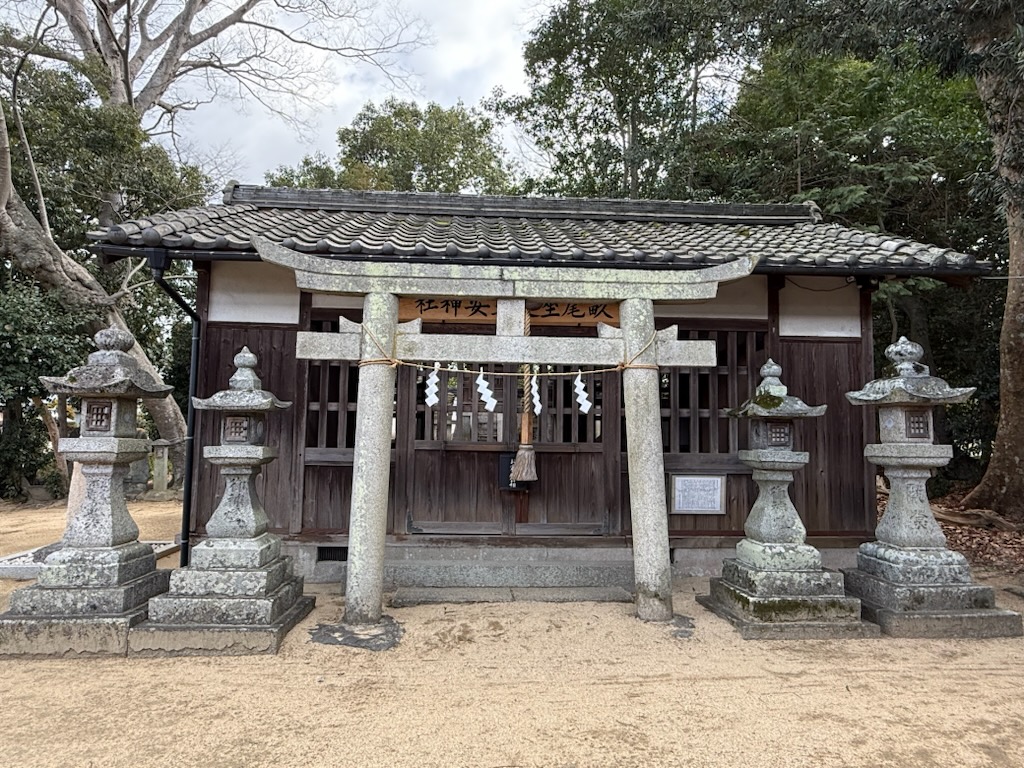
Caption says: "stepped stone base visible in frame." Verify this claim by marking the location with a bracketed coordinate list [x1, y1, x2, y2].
[0, 605, 150, 657]
[130, 545, 314, 655]
[0, 544, 171, 656]
[128, 596, 315, 656]
[844, 566, 1023, 638]
[147, 576, 306, 625]
[8, 569, 170, 616]
[698, 558, 878, 639]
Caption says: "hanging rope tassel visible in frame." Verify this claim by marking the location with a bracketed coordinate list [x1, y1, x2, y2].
[510, 312, 538, 483]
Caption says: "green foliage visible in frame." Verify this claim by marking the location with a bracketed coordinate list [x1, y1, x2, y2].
[491, 0, 751, 198]
[0, 271, 98, 404]
[165, 319, 195, 417]
[0, 402, 50, 499]
[267, 99, 511, 194]
[711, 48, 996, 240]
[0, 267, 97, 499]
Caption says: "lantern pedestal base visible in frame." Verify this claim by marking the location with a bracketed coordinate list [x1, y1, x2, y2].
[698, 558, 878, 639]
[0, 608, 149, 657]
[0, 567, 170, 657]
[130, 537, 314, 655]
[128, 595, 315, 657]
[843, 545, 1023, 638]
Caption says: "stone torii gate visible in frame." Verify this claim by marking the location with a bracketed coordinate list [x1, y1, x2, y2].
[255, 238, 755, 624]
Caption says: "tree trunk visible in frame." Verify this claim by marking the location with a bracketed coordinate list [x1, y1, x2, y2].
[31, 395, 68, 489]
[963, 201, 1024, 517]
[963, 10, 1024, 516]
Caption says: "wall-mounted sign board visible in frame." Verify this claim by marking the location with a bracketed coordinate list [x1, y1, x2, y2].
[399, 298, 620, 327]
[670, 474, 726, 515]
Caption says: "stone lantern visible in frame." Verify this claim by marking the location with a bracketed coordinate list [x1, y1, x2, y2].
[129, 347, 314, 656]
[698, 360, 874, 639]
[0, 327, 173, 656]
[843, 337, 1021, 637]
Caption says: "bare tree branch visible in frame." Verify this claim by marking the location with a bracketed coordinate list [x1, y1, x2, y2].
[10, 7, 60, 239]
[5, 0, 427, 127]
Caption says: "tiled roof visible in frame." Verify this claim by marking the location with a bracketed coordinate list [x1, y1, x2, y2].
[87, 185, 988, 276]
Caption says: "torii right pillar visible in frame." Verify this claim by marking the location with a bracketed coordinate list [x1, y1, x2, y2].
[843, 337, 1022, 638]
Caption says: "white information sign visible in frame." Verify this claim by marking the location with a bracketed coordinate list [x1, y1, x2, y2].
[671, 475, 726, 515]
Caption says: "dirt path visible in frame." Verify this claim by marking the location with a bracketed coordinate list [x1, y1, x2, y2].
[2, 500, 1023, 768]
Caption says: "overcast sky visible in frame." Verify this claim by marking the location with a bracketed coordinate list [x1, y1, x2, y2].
[183, 0, 551, 185]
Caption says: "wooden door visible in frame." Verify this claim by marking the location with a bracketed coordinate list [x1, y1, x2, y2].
[398, 358, 619, 536]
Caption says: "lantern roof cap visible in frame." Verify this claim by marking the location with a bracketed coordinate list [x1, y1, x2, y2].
[40, 327, 173, 399]
[192, 347, 291, 412]
[846, 337, 974, 406]
[729, 359, 826, 419]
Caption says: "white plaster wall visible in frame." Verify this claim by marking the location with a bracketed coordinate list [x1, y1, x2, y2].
[779, 277, 861, 338]
[655, 275, 768, 320]
[208, 261, 300, 324]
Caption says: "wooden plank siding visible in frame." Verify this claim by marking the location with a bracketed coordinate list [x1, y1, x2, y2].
[777, 338, 873, 535]
[191, 323, 302, 535]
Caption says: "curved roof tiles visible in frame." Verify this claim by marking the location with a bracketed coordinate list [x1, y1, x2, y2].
[87, 185, 988, 277]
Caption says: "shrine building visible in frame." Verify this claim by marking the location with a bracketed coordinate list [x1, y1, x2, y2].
[89, 185, 988, 621]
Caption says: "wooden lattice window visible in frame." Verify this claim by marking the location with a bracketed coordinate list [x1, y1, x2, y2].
[534, 367, 603, 445]
[224, 416, 249, 443]
[305, 317, 364, 450]
[659, 328, 767, 454]
[906, 412, 930, 439]
[415, 363, 508, 443]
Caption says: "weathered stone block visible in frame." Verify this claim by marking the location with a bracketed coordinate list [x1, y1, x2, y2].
[721, 559, 846, 598]
[36, 542, 157, 588]
[147, 576, 303, 626]
[735, 539, 821, 571]
[707, 577, 862, 623]
[128, 596, 315, 657]
[7, 570, 170, 616]
[168, 558, 288, 597]
[188, 534, 280, 570]
[856, 545, 972, 586]
[843, 568, 995, 612]
[0, 609, 147, 657]
[862, 605, 1023, 639]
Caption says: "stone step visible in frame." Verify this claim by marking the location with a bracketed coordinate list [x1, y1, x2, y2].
[383, 546, 635, 563]
[389, 586, 633, 607]
[382, 560, 635, 589]
[6, 569, 170, 618]
[147, 576, 304, 626]
[843, 568, 997, 612]
[864, 605, 1024, 639]
[707, 577, 863, 623]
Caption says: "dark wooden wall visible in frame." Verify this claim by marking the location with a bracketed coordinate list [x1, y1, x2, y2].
[191, 282, 876, 542]
[191, 323, 301, 535]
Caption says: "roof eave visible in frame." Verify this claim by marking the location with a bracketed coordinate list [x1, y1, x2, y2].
[90, 243, 993, 280]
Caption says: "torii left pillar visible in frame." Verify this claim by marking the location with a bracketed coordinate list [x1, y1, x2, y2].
[620, 298, 674, 621]
[345, 292, 399, 625]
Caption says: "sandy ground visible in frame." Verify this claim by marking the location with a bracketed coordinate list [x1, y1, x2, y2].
[2, 501, 1024, 768]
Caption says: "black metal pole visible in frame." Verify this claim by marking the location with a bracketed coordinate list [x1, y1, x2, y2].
[146, 248, 200, 567]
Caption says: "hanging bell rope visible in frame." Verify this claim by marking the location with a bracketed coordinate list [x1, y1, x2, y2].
[510, 310, 538, 483]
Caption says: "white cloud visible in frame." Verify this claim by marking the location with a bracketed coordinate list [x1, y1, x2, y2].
[178, 0, 551, 184]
